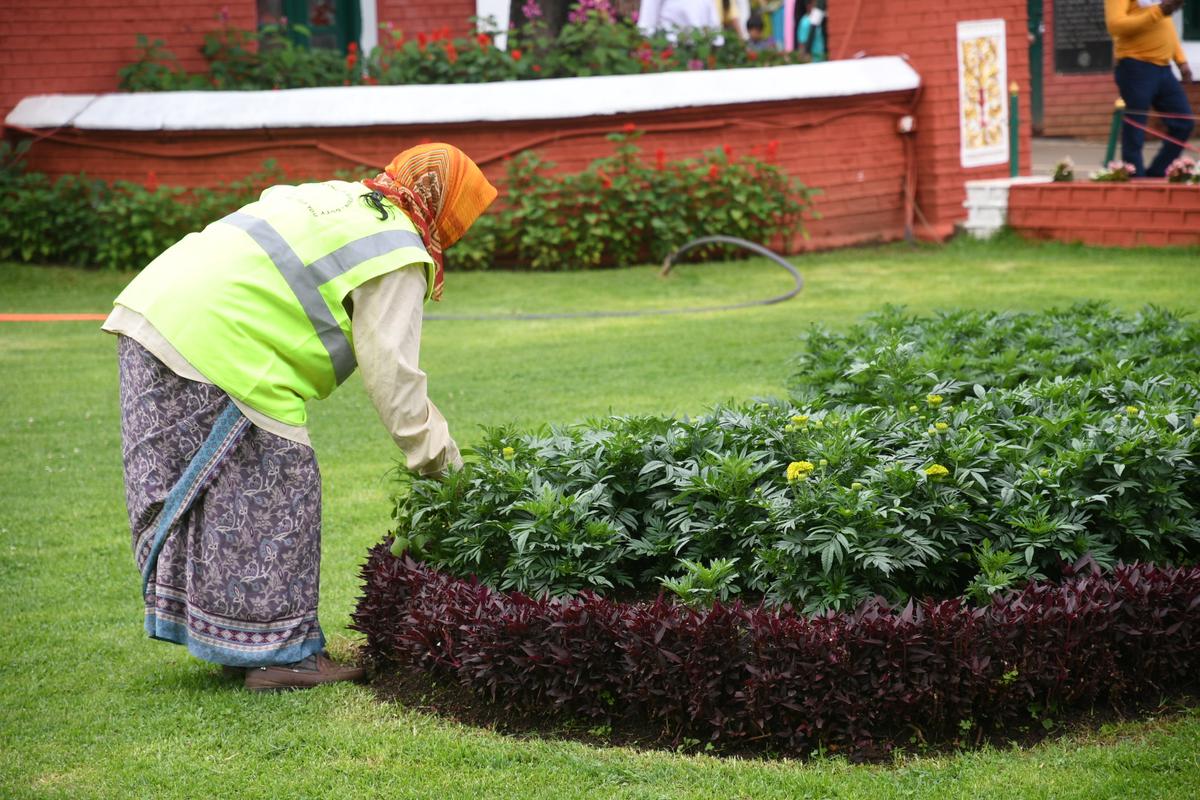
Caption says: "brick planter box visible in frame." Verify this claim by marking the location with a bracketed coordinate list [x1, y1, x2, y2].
[1008, 181, 1200, 248]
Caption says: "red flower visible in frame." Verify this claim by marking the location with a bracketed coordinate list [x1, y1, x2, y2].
[511, 48, 523, 61]
[347, 42, 358, 53]
[622, 122, 636, 133]
[477, 32, 492, 47]
[365, 75, 379, 85]
[417, 32, 428, 49]
[708, 164, 720, 179]
[722, 144, 733, 159]
[144, 171, 159, 192]
[748, 50, 758, 61]
[660, 48, 674, 60]
[655, 148, 666, 171]
[598, 170, 613, 189]
[766, 139, 780, 161]
[445, 42, 458, 64]
[531, 63, 541, 72]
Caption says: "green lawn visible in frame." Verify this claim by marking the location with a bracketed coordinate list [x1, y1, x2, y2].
[2, 237, 1199, 799]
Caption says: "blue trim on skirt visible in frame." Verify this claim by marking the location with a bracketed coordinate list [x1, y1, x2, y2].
[146, 615, 326, 668]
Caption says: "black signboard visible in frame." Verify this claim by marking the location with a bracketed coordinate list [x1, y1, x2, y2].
[1053, 0, 1114, 73]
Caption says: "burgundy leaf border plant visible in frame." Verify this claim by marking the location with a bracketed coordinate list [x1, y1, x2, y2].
[353, 545, 1200, 759]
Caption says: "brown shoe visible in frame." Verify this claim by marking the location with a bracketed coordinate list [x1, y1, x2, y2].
[244, 651, 365, 692]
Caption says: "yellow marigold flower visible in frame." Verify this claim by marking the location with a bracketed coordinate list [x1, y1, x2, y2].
[1125, 406, 1140, 416]
[787, 461, 815, 482]
[784, 424, 795, 433]
[924, 463, 950, 479]
[908, 404, 919, 412]
[935, 422, 949, 431]
[502, 446, 515, 459]
[791, 414, 809, 425]
[926, 394, 944, 406]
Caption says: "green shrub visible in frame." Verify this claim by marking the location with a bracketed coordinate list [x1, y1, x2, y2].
[118, 8, 802, 92]
[789, 304, 1200, 406]
[0, 155, 282, 269]
[394, 368, 1200, 613]
[117, 34, 205, 91]
[449, 132, 813, 270]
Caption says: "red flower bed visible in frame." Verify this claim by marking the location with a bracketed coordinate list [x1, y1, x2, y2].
[352, 544, 1200, 757]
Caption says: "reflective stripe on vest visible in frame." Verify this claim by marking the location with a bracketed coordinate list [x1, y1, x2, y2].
[220, 211, 426, 385]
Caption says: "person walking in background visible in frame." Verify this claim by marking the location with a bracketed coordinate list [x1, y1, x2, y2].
[1105, 0, 1195, 177]
[104, 143, 496, 690]
[637, 0, 722, 38]
[796, 0, 827, 62]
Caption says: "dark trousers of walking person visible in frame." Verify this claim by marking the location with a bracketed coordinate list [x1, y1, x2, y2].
[1114, 57, 1195, 177]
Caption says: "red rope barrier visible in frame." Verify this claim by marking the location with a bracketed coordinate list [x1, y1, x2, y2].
[1136, 109, 1200, 121]
[1122, 115, 1200, 155]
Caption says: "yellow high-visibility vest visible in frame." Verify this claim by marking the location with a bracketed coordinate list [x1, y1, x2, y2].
[114, 180, 434, 426]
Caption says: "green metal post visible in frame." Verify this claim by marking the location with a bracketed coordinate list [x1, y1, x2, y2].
[1009, 82, 1020, 177]
[1104, 99, 1126, 165]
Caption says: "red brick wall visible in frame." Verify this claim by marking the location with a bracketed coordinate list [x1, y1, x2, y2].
[8, 90, 918, 252]
[828, 0, 1032, 238]
[0, 0, 257, 124]
[377, 0, 475, 38]
[1040, 4, 1200, 138]
[1009, 182, 1200, 246]
[0, 1, 478, 124]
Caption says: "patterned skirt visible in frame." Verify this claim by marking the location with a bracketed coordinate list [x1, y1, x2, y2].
[117, 336, 325, 666]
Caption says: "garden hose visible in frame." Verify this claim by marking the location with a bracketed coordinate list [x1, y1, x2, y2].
[426, 235, 803, 322]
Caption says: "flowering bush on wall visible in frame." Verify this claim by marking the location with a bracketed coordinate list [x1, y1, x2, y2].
[1166, 157, 1199, 185]
[1089, 160, 1135, 182]
[1050, 157, 1073, 182]
[450, 130, 814, 271]
[118, 2, 804, 92]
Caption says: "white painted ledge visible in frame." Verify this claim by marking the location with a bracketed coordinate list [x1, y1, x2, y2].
[6, 56, 919, 131]
[963, 176, 1053, 239]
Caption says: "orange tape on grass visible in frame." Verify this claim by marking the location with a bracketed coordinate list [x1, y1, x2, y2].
[0, 313, 108, 322]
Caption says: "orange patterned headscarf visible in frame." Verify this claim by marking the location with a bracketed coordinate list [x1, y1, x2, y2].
[362, 143, 497, 301]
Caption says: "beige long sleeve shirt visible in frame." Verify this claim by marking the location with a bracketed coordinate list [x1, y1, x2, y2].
[103, 264, 460, 477]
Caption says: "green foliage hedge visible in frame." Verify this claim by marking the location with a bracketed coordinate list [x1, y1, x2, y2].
[118, 8, 800, 92]
[0, 142, 282, 270]
[451, 132, 813, 270]
[1, 135, 808, 272]
[789, 303, 1200, 406]
[392, 306, 1200, 612]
